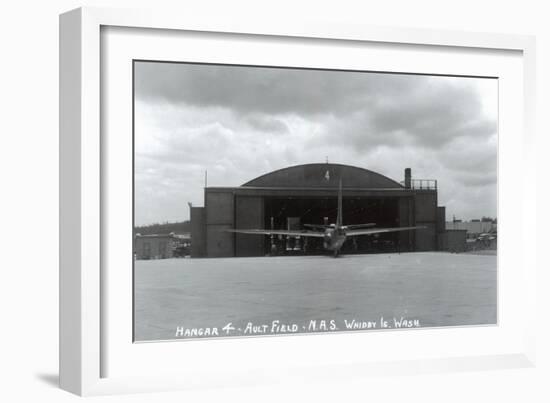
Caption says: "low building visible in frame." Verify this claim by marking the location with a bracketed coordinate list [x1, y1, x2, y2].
[134, 233, 191, 260]
[442, 221, 497, 252]
[445, 221, 497, 237]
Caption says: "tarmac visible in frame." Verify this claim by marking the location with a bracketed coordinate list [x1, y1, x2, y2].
[134, 252, 497, 341]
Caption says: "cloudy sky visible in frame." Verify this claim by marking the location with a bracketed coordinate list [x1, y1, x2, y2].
[134, 61, 497, 226]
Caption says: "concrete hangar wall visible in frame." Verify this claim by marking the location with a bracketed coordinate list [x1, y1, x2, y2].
[191, 163, 442, 258]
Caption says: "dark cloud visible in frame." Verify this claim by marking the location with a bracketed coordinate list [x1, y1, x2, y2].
[135, 62, 419, 116]
[367, 83, 496, 147]
[308, 78, 497, 153]
[244, 114, 289, 134]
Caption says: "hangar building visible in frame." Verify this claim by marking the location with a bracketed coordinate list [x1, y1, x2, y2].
[190, 163, 444, 257]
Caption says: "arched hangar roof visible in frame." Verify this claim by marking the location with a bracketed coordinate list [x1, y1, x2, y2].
[242, 163, 403, 189]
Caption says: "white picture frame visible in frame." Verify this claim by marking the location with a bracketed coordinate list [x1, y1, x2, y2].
[59, 6, 537, 396]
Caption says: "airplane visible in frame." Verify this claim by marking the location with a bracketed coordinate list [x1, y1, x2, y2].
[225, 179, 425, 257]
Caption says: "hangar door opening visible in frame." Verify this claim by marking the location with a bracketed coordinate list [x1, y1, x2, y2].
[263, 196, 400, 255]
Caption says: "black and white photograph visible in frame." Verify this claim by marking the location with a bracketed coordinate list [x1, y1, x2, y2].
[133, 61, 498, 342]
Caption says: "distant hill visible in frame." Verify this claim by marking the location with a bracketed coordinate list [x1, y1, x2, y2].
[134, 221, 191, 236]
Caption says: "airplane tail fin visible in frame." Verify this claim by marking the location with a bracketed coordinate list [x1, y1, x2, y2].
[337, 178, 343, 228]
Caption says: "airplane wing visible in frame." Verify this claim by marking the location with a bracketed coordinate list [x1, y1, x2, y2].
[346, 226, 426, 237]
[224, 229, 325, 238]
[342, 223, 376, 230]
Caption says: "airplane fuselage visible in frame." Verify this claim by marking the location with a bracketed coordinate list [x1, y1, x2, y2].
[323, 227, 347, 254]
